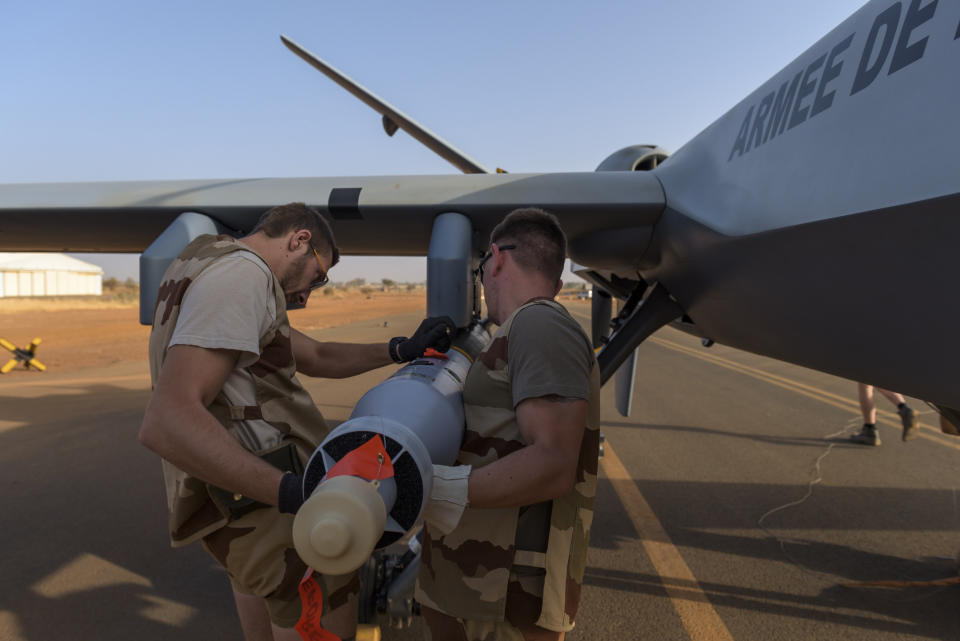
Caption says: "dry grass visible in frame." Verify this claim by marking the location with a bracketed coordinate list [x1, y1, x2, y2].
[0, 282, 141, 312]
[0, 297, 138, 312]
[0, 289, 428, 373]
[0, 284, 426, 312]
[0, 282, 585, 375]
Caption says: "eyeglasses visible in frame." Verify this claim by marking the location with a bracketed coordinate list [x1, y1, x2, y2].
[473, 244, 517, 282]
[309, 245, 330, 290]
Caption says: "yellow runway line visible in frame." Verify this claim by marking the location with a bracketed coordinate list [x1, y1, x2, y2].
[602, 443, 735, 641]
[653, 337, 858, 413]
[651, 337, 960, 453]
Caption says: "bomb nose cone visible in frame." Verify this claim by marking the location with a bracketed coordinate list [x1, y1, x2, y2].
[309, 517, 350, 557]
[293, 475, 387, 575]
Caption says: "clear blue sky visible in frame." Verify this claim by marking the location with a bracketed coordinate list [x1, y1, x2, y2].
[0, 0, 866, 282]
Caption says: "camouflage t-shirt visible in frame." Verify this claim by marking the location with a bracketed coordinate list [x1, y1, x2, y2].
[418, 299, 600, 629]
[506, 302, 594, 555]
[507, 303, 594, 407]
[169, 251, 282, 452]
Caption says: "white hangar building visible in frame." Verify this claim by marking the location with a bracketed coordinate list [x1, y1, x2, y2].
[0, 253, 103, 298]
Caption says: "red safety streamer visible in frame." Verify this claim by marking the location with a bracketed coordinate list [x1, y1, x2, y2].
[296, 435, 395, 640]
[325, 434, 394, 482]
[295, 569, 341, 641]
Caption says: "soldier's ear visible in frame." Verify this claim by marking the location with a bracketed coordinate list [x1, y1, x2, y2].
[288, 229, 311, 252]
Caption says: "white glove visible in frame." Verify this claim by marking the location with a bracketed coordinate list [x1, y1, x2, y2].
[421, 464, 471, 536]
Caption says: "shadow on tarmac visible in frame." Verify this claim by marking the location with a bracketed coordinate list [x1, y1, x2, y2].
[0, 384, 241, 640]
[601, 418, 857, 449]
[3, 383, 958, 639]
[588, 473, 960, 640]
[0, 379, 358, 641]
[583, 564, 957, 639]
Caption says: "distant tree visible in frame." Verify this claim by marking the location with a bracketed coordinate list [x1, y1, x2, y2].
[103, 277, 119, 290]
[406, 283, 417, 291]
[124, 277, 138, 288]
[381, 278, 395, 289]
[347, 278, 366, 288]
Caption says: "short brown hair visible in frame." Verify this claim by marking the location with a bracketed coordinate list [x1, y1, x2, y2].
[252, 202, 340, 267]
[489, 207, 566, 282]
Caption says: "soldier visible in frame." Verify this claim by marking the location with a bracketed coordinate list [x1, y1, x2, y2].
[850, 383, 919, 446]
[417, 208, 600, 641]
[138, 202, 452, 641]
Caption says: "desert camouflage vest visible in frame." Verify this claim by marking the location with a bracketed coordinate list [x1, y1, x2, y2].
[147, 234, 330, 547]
[417, 299, 601, 631]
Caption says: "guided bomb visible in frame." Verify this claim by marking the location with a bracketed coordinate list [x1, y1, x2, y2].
[292, 323, 490, 575]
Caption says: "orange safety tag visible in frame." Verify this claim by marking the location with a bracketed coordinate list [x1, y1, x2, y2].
[423, 348, 449, 360]
[295, 568, 341, 641]
[325, 434, 395, 482]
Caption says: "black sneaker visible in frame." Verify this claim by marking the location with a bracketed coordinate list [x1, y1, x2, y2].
[851, 424, 881, 446]
[899, 405, 919, 441]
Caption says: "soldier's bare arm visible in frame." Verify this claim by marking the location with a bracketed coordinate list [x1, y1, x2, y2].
[290, 328, 393, 378]
[138, 344, 285, 506]
[290, 316, 453, 377]
[466, 395, 587, 508]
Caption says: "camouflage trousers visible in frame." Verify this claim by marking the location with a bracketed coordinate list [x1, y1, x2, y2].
[422, 569, 564, 641]
[201, 506, 360, 627]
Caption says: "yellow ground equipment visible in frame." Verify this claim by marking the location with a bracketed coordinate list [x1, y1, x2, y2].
[0, 337, 46, 373]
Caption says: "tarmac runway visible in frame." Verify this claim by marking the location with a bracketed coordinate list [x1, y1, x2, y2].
[2, 304, 958, 640]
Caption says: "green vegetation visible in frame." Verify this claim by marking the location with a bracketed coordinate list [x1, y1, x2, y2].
[101, 276, 139, 303]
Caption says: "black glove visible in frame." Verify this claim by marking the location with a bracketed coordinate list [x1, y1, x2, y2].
[278, 472, 305, 514]
[390, 316, 455, 362]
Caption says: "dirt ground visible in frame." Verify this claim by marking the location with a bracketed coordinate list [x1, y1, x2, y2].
[0, 288, 590, 377]
[0, 291, 429, 375]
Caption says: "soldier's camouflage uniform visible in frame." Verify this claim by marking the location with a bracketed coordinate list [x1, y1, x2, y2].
[147, 234, 358, 627]
[416, 299, 601, 640]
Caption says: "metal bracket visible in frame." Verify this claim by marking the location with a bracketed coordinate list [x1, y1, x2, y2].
[597, 283, 684, 385]
[590, 287, 613, 348]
